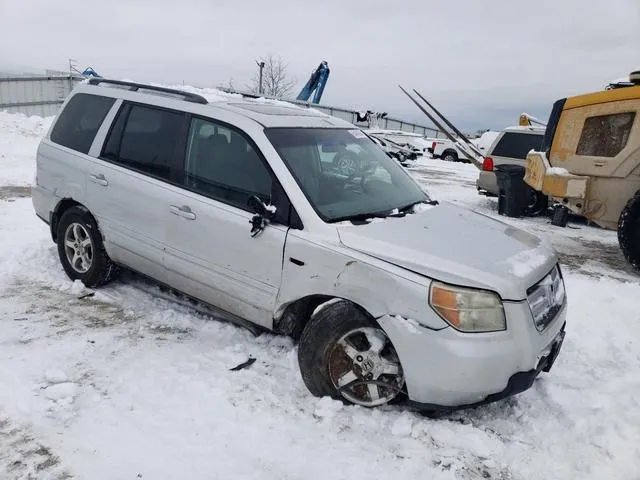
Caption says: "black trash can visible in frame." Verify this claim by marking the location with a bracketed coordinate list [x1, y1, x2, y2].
[494, 164, 529, 218]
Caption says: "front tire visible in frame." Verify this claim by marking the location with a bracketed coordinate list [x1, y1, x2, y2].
[56, 206, 118, 287]
[298, 300, 405, 407]
[618, 191, 640, 272]
[442, 150, 458, 162]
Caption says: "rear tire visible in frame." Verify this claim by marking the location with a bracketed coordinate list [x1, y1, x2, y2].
[442, 150, 458, 162]
[618, 191, 640, 272]
[524, 191, 548, 217]
[56, 206, 118, 288]
[298, 300, 405, 408]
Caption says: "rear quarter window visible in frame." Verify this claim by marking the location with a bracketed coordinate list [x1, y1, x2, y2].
[576, 112, 636, 157]
[490, 132, 543, 159]
[50, 93, 115, 154]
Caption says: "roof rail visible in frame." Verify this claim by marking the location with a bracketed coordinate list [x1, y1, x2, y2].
[87, 78, 208, 104]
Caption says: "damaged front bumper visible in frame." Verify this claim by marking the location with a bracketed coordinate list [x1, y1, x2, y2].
[377, 299, 567, 411]
[407, 323, 566, 413]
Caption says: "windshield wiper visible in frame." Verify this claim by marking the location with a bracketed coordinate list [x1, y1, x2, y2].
[330, 211, 394, 223]
[332, 200, 439, 224]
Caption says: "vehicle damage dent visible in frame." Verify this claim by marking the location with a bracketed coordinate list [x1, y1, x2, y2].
[274, 231, 449, 332]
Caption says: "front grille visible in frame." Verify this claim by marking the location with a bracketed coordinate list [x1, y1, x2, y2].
[527, 265, 565, 331]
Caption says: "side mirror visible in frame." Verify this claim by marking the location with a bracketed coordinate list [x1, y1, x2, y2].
[248, 195, 276, 237]
[248, 195, 266, 215]
[248, 195, 276, 218]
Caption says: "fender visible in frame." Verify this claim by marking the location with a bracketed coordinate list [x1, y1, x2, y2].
[274, 231, 447, 331]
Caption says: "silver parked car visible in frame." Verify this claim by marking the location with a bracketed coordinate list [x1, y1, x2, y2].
[477, 127, 545, 193]
[32, 79, 567, 412]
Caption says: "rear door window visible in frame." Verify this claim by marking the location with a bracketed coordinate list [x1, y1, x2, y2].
[490, 132, 543, 159]
[101, 104, 187, 181]
[576, 112, 636, 157]
[50, 93, 115, 154]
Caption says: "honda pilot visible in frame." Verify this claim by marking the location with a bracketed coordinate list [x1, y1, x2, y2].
[32, 79, 567, 411]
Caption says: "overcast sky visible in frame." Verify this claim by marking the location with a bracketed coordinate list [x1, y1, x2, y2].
[1, 0, 638, 130]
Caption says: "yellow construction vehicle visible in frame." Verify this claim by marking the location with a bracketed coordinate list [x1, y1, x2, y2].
[524, 70, 640, 271]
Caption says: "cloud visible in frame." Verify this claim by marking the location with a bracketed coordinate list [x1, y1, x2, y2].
[0, 0, 637, 130]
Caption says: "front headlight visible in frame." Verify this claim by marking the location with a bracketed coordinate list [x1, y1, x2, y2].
[429, 281, 506, 333]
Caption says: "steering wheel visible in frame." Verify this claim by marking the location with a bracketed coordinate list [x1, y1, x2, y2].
[334, 151, 361, 177]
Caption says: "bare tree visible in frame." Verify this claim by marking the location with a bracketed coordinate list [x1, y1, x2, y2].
[219, 77, 237, 91]
[249, 54, 296, 98]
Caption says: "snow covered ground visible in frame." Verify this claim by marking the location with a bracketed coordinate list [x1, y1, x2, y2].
[1, 111, 639, 480]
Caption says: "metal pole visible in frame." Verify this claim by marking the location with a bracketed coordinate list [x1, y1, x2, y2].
[256, 61, 265, 94]
[68, 58, 75, 95]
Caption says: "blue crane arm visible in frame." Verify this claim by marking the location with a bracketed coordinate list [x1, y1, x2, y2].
[296, 61, 330, 104]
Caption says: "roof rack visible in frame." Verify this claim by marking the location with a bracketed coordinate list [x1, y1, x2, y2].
[87, 78, 208, 104]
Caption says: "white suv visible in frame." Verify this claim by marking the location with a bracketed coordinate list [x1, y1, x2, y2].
[477, 126, 545, 194]
[32, 79, 567, 412]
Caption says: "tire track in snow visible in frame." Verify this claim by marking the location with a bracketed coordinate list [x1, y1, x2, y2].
[0, 415, 72, 479]
[1, 274, 515, 480]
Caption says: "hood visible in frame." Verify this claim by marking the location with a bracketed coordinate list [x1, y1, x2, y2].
[336, 203, 557, 300]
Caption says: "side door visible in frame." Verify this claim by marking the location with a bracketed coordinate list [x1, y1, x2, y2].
[84, 102, 188, 284]
[163, 116, 291, 328]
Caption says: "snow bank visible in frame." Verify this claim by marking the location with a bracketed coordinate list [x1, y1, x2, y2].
[0, 111, 53, 186]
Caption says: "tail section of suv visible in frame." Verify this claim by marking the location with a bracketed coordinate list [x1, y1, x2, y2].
[32, 79, 567, 412]
[476, 126, 545, 196]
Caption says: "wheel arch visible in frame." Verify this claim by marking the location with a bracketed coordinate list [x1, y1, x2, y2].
[273, 294, 377, 340]
[442, 149, 458, 159]
[50, 198, 88, 242]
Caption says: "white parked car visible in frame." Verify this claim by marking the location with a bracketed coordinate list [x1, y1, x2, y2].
[32, 79, 567, 412]
[431, 138, 471, 163]
[431, 132, 498, 163]
[367, 129, 432, 155]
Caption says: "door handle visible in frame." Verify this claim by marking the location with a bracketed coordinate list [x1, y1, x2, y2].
[169, 205, 196, 220]
[89, 173, 108, 186]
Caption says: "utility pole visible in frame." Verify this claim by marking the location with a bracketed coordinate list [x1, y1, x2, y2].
[256, 60, 265, 94]
[68, 58, 77, 95]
